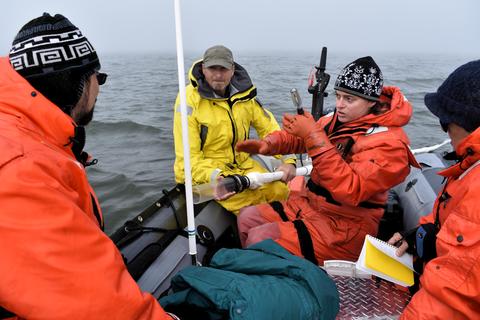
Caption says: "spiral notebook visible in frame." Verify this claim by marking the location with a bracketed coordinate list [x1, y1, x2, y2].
[356, 235, 414, 287]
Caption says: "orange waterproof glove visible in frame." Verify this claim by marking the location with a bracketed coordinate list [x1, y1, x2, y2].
[283, 112, 317, 139]
[235, 139, 271, 155]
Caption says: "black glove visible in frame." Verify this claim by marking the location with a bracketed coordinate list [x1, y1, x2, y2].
[401, 223, 438, 262]
[399, 227, 418, 255]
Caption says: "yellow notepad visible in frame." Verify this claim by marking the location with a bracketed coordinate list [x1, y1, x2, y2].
[356, 235, 414, 287]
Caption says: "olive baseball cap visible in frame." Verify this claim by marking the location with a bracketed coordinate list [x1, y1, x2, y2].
[202, 45, 234, 69]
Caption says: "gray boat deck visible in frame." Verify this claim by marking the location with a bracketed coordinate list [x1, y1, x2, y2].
[333, 276, 410, 319]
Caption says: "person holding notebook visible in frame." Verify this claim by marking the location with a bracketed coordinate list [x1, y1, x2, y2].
[389, 60, 480, 319]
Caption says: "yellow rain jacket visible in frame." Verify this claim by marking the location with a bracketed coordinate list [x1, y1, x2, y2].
[173, 60, 295, 213]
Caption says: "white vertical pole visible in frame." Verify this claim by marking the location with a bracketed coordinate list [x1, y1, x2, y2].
[173, 0, 197, 265]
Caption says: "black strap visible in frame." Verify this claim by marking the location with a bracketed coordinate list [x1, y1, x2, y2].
[307, 179, 385, 209]
[110, 186, 185, 246]
[90, 193, 104, 231]
[111, 220, 171, 248]
[306, 180, 341, 205]
[199, 125, 208, 151]
[358, 201, 386, 209]
[435, 182, 450, 229]
[292, 220, 319, 265]
[340, 137, 355, 158]
[329, 127, 369, 139]
[323, 112, 369, 137]
[269, 201, 289, 222]
[64, 126, 99, 168]
[0, 306, 14, 319]
[69, 126, 86, 159]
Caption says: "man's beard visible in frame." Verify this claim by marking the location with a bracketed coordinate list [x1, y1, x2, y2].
[76, 105, 95, 126]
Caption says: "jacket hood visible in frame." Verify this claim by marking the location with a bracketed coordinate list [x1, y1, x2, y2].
[0, 57, 76, 150]
[439, 127, 480, 178]
[351, 86, 413, 128]
[323, 86, 413, 137]
[188, 60, 255, 99]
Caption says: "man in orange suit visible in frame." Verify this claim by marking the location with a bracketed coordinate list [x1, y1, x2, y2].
[0, 13, 177, 319]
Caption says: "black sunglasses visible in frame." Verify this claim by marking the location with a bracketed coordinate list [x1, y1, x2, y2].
[96, 72, 108, 85]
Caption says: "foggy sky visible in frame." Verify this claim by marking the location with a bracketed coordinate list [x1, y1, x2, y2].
[1, 0, 479, 56]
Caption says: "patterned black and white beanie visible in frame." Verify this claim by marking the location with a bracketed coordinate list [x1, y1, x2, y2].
[334, 56, 383, 101]
[9, 13, 100, 114]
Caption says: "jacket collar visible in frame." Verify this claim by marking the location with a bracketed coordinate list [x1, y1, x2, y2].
[0, 57, 78, 157]
[188, 60, 255, 100]
[349, 86, 413, 128]
[323, 86, 413, 136]
[439, 127, 480, 178]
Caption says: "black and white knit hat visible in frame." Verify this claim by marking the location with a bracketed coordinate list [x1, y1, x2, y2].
[9, 13, 100, 114]
[9, 13, 99, 78]
[334, 56, 383, 101]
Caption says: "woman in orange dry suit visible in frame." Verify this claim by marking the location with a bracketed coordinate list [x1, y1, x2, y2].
[236, 56, 419, 265]
[0, 14, 175, 319]
[389, 60, 480, 319]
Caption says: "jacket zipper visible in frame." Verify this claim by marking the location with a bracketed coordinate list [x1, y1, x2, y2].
[227, 99, 237, 165]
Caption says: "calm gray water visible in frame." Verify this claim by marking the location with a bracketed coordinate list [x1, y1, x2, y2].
[86, 52, 475, 234]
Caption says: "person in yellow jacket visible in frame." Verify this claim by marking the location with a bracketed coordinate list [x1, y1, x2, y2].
[0, 13, 175, 319]
[173, 45, 296, 213]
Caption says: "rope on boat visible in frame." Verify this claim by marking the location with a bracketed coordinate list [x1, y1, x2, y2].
[411, 139, 451, 155]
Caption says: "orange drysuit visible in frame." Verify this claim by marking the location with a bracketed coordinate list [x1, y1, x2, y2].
[238, 86, 419, 264]
[401, 127, 480, 319]
[0, 58, 171, 319]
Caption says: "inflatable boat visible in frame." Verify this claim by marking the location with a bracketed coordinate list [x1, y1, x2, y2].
[110, 143, 453, 319]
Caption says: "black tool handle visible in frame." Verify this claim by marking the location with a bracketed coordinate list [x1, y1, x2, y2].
[310, 47, 330, 121]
